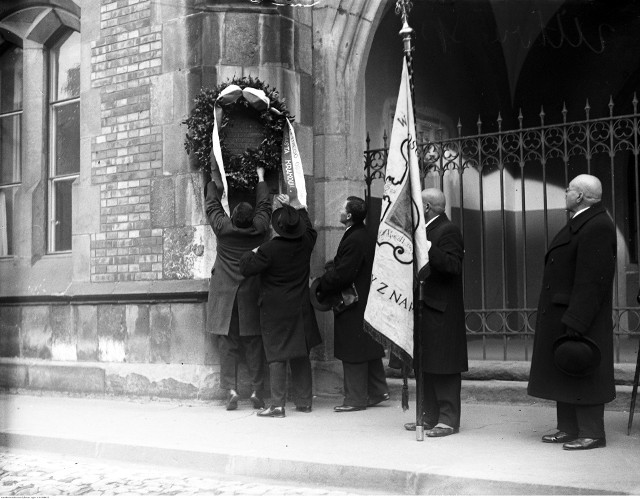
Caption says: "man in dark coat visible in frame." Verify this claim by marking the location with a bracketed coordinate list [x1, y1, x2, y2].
[528, 174, 616, 450]
[316, 196, 389, 412]
[239, 195, 322, 418]
[405, 188, 467, 437]
[205, 166, 271, 411]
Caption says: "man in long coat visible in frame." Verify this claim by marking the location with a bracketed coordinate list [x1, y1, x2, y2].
[316, 196, 388, 412]
[405, 188, 467, 437]
[239, 195, 322, 418]
[528, 174, 616, 450]
[205, 166, 271, 411]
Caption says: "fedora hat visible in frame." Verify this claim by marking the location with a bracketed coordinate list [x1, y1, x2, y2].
[272, 205, 306, 239]
[553, 335, 601, 377]
[309, 278, 333, 311]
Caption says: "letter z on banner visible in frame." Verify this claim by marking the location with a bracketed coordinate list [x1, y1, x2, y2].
[363, 58, 430, 364]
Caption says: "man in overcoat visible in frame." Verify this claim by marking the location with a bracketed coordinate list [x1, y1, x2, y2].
[239, 195, 322, 418]
[205, 166, 271, 411]
[528, 174, 616, 450]
[315, 196, 389, 412]
[405, 188, 467, 437]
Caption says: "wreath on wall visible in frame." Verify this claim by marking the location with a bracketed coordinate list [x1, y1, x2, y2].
[183, 76, 293, 192]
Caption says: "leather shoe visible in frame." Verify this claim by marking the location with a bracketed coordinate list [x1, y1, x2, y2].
[367, 393, 390, 407]
[226, 390, 240, 411]
[333, 405, 366, 412]
[257, 405, 285, 418]
[426, 426, 459, 437]
[563, 437, 606, 450]
[295, 406, 312, 413]
[250, 392, 265, 409]
[404, 422, 435, 431]
[541, 431, 577, 444]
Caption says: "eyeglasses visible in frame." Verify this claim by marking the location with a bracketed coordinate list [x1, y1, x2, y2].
[565, 187, 577, 193]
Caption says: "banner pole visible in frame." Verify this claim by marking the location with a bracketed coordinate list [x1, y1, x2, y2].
[396, 0, 423, 442]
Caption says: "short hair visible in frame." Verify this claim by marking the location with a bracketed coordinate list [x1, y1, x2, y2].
[231, 202, 254, 228]
[346, 196, 367, 224]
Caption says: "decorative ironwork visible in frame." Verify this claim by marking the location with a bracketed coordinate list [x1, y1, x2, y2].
[365, 95, 640, 362]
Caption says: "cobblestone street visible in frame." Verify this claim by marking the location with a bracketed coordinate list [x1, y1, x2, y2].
[0, 448, 362, 496]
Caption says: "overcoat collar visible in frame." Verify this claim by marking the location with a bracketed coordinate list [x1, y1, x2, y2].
[426, 213, 449, 235]
[546, 202, 607, 255]
[341, 222, 365, 242]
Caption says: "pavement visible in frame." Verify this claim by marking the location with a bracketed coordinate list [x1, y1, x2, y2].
[1, 389, 639, 495]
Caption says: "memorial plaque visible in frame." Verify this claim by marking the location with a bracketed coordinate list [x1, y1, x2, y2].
[223, 108, 265, 157]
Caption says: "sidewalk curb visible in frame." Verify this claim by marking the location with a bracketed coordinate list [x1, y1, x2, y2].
[0, 431, 620, 495]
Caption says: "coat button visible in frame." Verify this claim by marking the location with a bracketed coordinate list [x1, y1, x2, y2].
[545, 285, 550, 290]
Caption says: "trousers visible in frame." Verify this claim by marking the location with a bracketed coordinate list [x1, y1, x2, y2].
[268, 356, 313, 408]
[422, 372, 462, 428]
[557, 401, 605, 438]
[217, 299, 264, 393]
[342, 358, 388, 407]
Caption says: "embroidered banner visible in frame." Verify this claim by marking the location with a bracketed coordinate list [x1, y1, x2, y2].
[363, 58, 430, 364]
[281, 119, 307, 209]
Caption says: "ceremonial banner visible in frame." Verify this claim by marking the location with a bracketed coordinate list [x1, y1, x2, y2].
[363, 58, 430, 364]
[281, 119, 307, 209]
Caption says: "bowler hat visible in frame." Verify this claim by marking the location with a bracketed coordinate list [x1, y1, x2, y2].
[310, 278, 333, 312]
[553, 335, 601, 377]
[272, 205, 306, 239]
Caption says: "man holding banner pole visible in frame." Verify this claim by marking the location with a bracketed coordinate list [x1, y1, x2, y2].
[405, 189, 467, 437]
[363, 56, 430, 440]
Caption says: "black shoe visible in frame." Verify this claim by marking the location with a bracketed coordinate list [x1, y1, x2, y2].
[404, 422, 435, 431]
[426, 426, 459, 437]
[295, 406, 312, 413]
[333, 405, 366, 412]
[226, 390, 240, 411]
[367, 393, 390, 407]
[542, 431, 577, 444]
[250, 391, 265, 409]
[257, 405, 285, 418]
[563, 437, 606, 450]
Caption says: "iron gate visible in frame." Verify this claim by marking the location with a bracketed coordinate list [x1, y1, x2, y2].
[364, 97, 640, 362]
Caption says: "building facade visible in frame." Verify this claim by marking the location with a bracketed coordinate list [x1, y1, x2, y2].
[0, 0, 638, 398]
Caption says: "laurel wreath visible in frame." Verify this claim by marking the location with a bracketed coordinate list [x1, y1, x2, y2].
[183, 76, 292, 192]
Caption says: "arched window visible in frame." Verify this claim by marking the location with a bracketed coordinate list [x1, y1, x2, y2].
[48, 30, 80, 253]
[0, 44, 22, 256]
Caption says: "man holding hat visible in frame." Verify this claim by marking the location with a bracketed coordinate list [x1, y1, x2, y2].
[205, 166, 271, 411]
[240, 194, 322, 418]
[528, 174, 616, 450]
[314, 196, 389, 412]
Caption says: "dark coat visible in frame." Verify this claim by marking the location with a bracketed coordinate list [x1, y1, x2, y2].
[239, 208, 322, 362]
[416, 214, 468, 374]
[318, 223, 385, 363]
[205, 181, 271, 337]
[527, 203, 616, 405]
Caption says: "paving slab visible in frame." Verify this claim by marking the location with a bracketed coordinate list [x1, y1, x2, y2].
[0, 392, 639, 495]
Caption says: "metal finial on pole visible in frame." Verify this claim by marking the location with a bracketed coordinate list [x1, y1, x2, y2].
[396, 0, 417, 120]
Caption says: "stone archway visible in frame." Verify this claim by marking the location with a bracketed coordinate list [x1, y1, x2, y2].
[310, 0, 392, 362]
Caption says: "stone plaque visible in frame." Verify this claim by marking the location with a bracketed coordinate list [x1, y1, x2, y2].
[223, 108, 266, 157]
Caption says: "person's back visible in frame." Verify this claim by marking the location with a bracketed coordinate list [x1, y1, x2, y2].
[205, 166, 271, 411]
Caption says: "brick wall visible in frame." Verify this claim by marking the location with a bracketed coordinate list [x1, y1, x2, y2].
[90, 0, 163, 282]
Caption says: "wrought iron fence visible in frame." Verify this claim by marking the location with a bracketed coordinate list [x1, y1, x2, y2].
[364, 97, 640, 362]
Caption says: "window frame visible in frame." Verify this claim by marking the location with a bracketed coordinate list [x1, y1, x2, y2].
[47, 30, 80, 254]
[0, 43, 24, 257]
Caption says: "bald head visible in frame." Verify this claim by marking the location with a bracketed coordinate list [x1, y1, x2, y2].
[422, 188, 446, 220]
[565, 174, 602, 214]
[570, 174, 602, 204]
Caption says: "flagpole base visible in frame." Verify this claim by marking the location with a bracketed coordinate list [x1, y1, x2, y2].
[415, 425, 424, 441]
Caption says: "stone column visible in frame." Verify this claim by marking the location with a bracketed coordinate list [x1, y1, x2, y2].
[310, 1, 386, 363]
